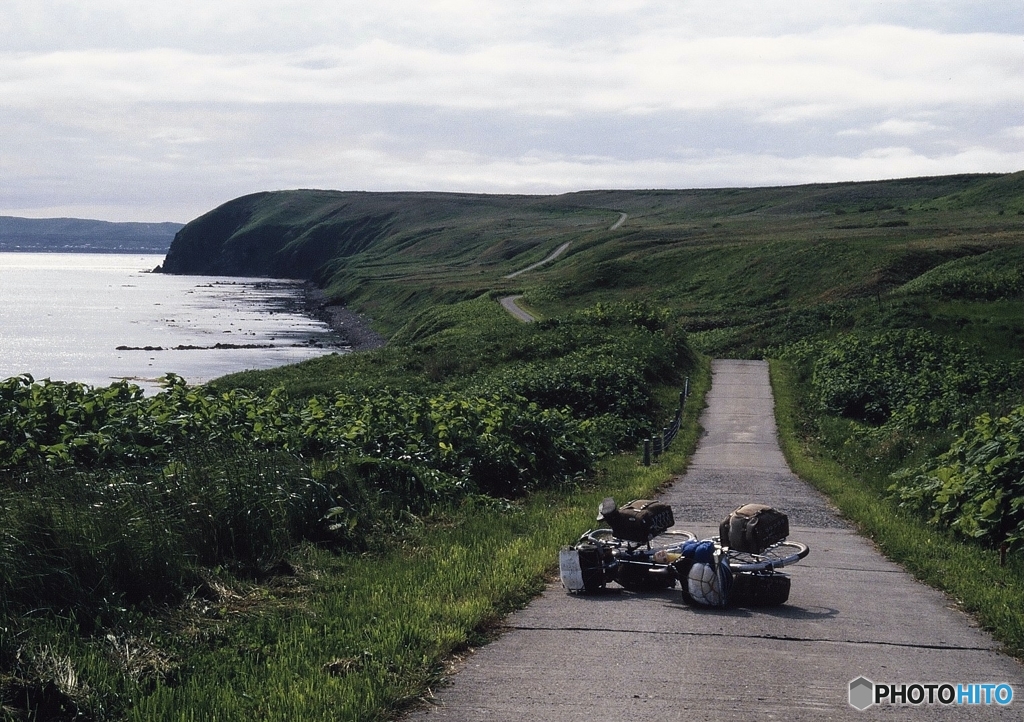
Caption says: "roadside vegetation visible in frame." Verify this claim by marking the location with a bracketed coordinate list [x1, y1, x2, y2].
[1, 297, 700, 720]
[2, 171, 1022, 718]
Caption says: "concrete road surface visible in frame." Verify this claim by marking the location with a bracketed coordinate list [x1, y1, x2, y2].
[504, 241, 573, 279]
[405, 359, 1023, 720]
[499, 295, 536, 323]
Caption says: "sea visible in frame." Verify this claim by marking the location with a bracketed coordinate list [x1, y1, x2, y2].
[0, 252, 343, 393]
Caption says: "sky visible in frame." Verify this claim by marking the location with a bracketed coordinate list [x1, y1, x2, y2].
[1, 1, 1022, 222]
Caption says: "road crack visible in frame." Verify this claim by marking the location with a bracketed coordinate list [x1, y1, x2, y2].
[508, 624, 997, 652]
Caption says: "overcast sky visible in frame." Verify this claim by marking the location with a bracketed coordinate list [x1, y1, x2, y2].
[1, 1, 1022, 222]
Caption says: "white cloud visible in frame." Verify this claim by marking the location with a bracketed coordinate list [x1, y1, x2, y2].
[1, 26, 1020, 122]
[839, 118, 941, 137]
[0, 3, 1021, 220]
[370, 140, 1016, 190]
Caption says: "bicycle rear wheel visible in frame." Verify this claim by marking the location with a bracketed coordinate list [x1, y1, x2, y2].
[725, 540, 809, 572]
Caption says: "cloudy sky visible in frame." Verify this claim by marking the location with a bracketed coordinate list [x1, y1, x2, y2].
[2, 1, 1022, 222]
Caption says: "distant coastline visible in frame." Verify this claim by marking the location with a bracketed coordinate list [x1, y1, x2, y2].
[0, 216, 387, 351]
[0, 215, 182, 254]
[0, 246, 172, 254]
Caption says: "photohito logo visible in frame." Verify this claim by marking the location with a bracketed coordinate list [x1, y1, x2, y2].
[849, 676, 1014, 710]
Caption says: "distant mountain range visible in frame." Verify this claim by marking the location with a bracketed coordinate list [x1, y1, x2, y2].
[0, 216, 183, 253]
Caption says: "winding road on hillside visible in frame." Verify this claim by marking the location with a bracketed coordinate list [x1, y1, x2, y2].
[498, 295, 536, 323]
[502, 212, 626, 281]
[406, 360, 1024, 721]
[504, 241, 574, 280]
[499, 212, 628, 321]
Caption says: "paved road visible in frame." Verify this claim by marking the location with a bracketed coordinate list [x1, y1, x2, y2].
[498, 295, 536, 323]
[504, 241, 573, 279]
[406, 360, 1023, 720]
[503, 212, 624, 280]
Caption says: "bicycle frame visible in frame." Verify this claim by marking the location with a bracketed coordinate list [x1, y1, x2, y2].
[560, 499, 810, 605]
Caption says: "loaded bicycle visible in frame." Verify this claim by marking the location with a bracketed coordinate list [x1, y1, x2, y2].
[559, 498, 809, 607]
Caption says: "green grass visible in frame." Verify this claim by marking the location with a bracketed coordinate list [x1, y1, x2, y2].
[770, 359, 1024, 660]
[127, 446, 705, 721]
[159, 173, 1024, 344]
[1, 299, 706, 720]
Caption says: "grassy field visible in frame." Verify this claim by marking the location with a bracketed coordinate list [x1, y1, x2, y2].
[2, 171, 1022, 719]
[161, 172, 1023, 343]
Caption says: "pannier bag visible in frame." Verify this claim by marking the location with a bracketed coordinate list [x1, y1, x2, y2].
[559, 544, 609, 593]
[719, 503, 789, 553]
[730, 571, 791, 607]
[601, 498, 675, 543]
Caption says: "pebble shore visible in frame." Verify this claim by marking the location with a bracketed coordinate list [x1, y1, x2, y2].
[303, 285, 387, 352]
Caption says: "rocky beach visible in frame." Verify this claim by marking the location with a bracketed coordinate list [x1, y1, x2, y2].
[303, 284, 387, 352]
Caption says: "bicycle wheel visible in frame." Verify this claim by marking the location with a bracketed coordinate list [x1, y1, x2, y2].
[581, 528, 696, 548]
[725, 540, 809, 572]
[580, 528, 622, 547]
[653, 529, 697, 544]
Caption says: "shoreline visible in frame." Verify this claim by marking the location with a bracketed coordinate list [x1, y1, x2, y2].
[302, 283, 387, 352]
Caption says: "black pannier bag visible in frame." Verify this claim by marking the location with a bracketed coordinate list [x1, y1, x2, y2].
[559, 543, 610, 593]
[730, 572, 791, 606]
[719, 503, 789, 553]
[600, 498, 675, 544]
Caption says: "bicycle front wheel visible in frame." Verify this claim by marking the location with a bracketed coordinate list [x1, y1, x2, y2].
[655, 529, 698, 544]
[726, 540, 809, 572]
[580, 528, 620, 547]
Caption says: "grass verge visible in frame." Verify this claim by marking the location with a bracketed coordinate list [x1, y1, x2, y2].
[769, 359, 1024, 660]
[124, 361, 709, 721]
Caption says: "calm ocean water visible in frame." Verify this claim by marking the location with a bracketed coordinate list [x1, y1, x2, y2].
[0, 252, 342, 392]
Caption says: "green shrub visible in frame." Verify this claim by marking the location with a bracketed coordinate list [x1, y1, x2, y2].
[891, 405, 1024, 550]
[804, 329, 1022, 430]
[896, 246, 1024, 301]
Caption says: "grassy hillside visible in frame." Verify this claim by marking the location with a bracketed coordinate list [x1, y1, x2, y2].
[161, 173, 1024, 346]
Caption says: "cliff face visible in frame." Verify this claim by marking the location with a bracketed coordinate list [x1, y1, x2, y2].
[158, 188, 551, 279]
[160, 190, 398, 278]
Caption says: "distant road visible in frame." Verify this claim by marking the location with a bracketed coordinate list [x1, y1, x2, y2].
[502, 212, 624, 280]
[498, 295, 536, 322]
[504, 241, 572, 279]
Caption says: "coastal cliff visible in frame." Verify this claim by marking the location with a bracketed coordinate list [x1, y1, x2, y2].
[158, 174, 1024, 337]
[158, 189, 556, 280]
[159, 190, 396, 278]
